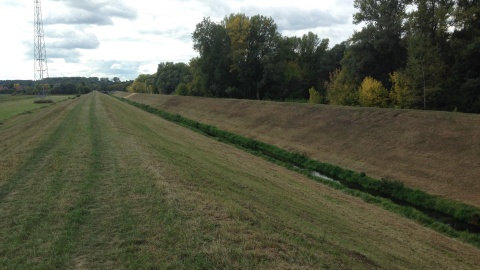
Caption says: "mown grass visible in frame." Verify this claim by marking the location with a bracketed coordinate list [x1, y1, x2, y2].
[116, 96, 480, 248]
[117, 92, 480, 208]
[0, 95, 73, 121]
[1, 92, 479, 269]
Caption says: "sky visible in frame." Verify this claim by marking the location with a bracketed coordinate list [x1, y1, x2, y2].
[0, 0, 361, 81]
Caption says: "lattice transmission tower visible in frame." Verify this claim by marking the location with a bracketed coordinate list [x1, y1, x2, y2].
[34, 0, 49, 99]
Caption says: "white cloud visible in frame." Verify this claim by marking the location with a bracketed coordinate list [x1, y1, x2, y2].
[0, 0, 358, 80]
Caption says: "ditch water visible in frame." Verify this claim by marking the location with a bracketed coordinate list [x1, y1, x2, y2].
[290, 164, 479, 234]
[311, 171, 340, 184]
[119, 96, 480, 236]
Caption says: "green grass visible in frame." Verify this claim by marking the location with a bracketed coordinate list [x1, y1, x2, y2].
[0, 95, 73, 121]
[115, 96, 480, 248]
[0, 92, 479, 269]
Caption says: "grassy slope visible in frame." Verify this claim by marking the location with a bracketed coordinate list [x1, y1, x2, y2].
[1, 92, 479, 269]
[0, 95, 73, 121]
[115, 93, 480, 207]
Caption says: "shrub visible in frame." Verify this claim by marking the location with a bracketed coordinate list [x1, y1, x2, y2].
[174, 83, 189, 96]
[358, 76, 389, 107]
[34, 99, 53, 104]
[308, 87, 322, 104]
[389, 71, 417, 108]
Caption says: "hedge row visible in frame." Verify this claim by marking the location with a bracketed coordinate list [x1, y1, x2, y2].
[116, 96, 480, 246]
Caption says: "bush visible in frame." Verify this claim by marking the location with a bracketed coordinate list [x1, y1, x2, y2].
[359, 76, 389, 107]
[34, 99, 53, 104]
[308, 87, 323, 104]
[174, 83, 189, 96]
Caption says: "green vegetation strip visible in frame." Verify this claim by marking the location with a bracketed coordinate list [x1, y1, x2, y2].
[0, 95, 73, 121]
[115, 96, 480, 248]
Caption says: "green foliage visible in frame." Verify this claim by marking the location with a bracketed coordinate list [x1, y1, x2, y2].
[389, 71, 417, 108]
[358, 76, 389, 107]
[174, 83, 189, 96]
[325, 68, 358, 105]
[156, 62, 190, 95]
[127, 74, 157, 94]
[308, 87, 322, 104]
[405, 32, 445, 109]
[33, 99, 54, 104]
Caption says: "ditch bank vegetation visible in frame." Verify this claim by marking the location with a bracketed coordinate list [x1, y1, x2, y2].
[115, 93, 480, 208]
[114, 94, 480, 248]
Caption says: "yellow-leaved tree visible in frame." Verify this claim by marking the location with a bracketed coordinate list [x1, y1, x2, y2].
[325, 68, 358, 105]
[308, 87, 322, 104]
[358, 76, 389, 107]
[389, 71, 417, 108]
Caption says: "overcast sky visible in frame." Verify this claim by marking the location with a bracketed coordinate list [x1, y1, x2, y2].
[0, 0, 360, 81]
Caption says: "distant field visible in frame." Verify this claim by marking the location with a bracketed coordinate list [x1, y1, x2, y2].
[115, 92, 480, 207]
[1, 92, 479, 268]
[0, 95, 73, 121]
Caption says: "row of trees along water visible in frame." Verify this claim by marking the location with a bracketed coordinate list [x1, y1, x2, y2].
[128, 0, 480, 113]
[0, 77, 129, 95]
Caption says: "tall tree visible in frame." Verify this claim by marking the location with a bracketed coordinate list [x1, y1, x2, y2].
[192, 17, 232, 97]
[342, 0, 411, 87]
[156, 62, 190, 95]
[244, 15, 281, 99]
[449, 0, 480, 112]
[298, 32, 329, 94]
[405, 0, 453, 109]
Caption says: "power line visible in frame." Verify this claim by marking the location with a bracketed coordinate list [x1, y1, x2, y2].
[34, 0, 49, 98]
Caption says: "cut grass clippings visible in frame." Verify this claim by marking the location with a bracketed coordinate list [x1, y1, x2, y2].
[115, 95, 480, 249]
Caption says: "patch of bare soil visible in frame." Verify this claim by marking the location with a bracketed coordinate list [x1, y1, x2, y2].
[115, 92, 480, 207]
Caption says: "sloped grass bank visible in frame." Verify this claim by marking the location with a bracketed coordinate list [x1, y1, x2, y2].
[116, 96, 480, 248]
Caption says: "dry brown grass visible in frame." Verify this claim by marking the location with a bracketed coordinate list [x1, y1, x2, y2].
[116, 92, 480, 207]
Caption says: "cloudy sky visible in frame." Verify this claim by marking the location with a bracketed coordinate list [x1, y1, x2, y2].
[0, 0, 360, 81]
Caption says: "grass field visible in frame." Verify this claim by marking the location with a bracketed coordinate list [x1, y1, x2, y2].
[0, 95, 73, 122]
[115, 92, 480, 208]
[0, 92, 479, 269]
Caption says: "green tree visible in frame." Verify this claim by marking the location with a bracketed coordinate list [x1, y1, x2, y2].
[192, 17, 232, 97]
[128, 74, 156, 94]
[156, 62, 190, 95]
[405, 33, 444, 109]
[389, 71, 417, 108]
[298, 32, 329, 95]
[325, 68, 358, 105]
[342, 0, 411, 87]
[449, 0, 480, 112]
[405, 0, 452, 109]
[244, 15, 281, 99]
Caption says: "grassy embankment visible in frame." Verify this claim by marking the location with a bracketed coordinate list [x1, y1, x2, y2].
[115, 93, 480, 208]
[0, 95, 74, 122]
[1, 92, 479, 269]
[115, 96, 480, 247]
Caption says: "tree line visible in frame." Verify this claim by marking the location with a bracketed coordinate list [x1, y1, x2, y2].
[129, 0, 479, 113]
[0, 77, 129, 95]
